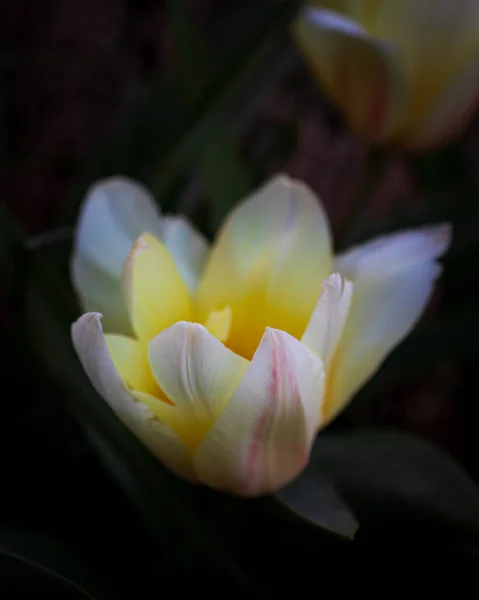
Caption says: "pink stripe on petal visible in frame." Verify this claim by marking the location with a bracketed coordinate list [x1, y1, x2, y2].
[246, 332, 303, 489]
[194, 329, 324, 496]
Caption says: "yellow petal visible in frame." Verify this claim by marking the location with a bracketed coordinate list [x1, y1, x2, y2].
[301, 273, 353, 366]
[204, 306, 232, 343]
[122, 233, 193, 341]
[405, 50, 479, 150]
[71, 177, 164, 334]
[197, 174, 333, 359]
[294, 7, 407, 142]
[194, 328, 325, 497]
[104, 334, 159, 396]
[71, 312, 195, 481]
[373, 0, 479, 94]
[147, 322, 249, 451]
[324, 224, 452, 426]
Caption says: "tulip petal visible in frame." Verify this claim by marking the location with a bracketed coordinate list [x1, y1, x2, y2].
[122, 233, 193, 341]
[294, 7, 407, 142]
[324, 224, 452, 425]
[104, 334, 159, 396]
[72, 258, 132, 335]
[158, 215, 209, 291]
[71, 177, 164, 333]
[197, 175, 333, 359]
[374, 0, 479, 85]
[204, 307, 232, 343]
[148, 322, 249, 450]
[406, 50, 479, 149]
[71, 312, 196, 481]
[194, 328, 325, 496]
[301, 273, 353, 365]
[71, 177, 207, 334]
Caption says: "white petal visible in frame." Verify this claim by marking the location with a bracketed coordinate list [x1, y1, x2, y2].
[325, 224, 452, 425]
[148, 322, 248, 423]
[336, 224, 452, 276]
[71, 177, 208, 333]
[301, 273, 353, 365]
[194, 329, 325, 497]
[144, 322, 248, 453]
[159, 216, 209, 291]
[301, 6, 366, 37]
[71, 312, 195, 481]
[71, 177, 164, 332]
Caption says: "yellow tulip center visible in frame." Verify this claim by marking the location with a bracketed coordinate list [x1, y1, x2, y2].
[105, 226, 327, 450]
[106, 231, 315, 363]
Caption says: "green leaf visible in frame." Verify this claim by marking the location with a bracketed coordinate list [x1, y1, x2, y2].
[0, 530, 105, 599]
[276, 470, 359, 539]
[311, 430, 479, 537]
[64, 0, 300, 224]
[167, 0, 250, 229]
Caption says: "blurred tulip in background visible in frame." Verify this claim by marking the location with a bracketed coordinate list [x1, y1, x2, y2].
[294, 0, 479, 149]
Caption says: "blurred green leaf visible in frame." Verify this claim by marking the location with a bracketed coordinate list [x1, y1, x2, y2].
[311, 430, 479, 537]
[167, 0, 250, 229]
[65, 0, 300, 223]
[276, 470, 359, 539]
[0, 530, 104, 599]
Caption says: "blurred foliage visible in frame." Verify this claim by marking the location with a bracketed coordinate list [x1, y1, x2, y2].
[2, 0, 479, 596]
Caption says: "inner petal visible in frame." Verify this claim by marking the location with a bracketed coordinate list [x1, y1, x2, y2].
[197, 176, 333, 360]
[122, 233, 193, 342]
[204, 306, 232, 343]
[105, 334, 160, 396]
[145, 322, 249, 451]
[134, 391, 213, 453]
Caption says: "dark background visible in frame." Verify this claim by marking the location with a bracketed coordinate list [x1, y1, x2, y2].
[1, 0, 479, 596]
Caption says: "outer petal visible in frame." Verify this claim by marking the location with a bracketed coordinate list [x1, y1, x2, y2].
[301, 273, 353, 366]
[147, 322, 249, 451]
[405, 50, 479, 150]
[122, 233, 193, 341]
[71, 177, 164, 334]
[71, 312, 196, 481]
[293, 7, 408, 142]
[324, 224, 452, 426]
[71, 177, 208, 333]
[197, 174, 333, 359]
[373, 0, 479, 87]
[194, 328, 325, 497]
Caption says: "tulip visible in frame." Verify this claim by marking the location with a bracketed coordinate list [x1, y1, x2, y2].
[294, 1, 479, 149]
[71, 175, 451, 496]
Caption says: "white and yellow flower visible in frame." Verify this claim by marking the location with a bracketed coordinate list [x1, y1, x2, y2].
[71, 175, 451, 496]
[294, 0, 479, 149]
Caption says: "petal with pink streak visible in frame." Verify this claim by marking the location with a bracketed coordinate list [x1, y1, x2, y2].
[194, 328, 324, 496]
